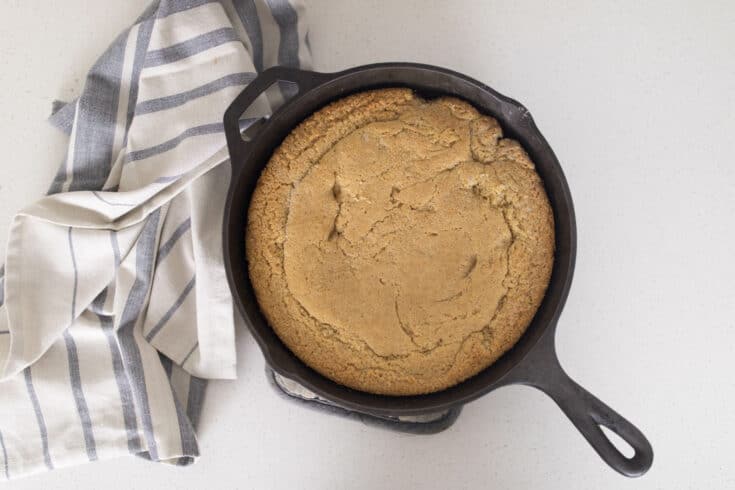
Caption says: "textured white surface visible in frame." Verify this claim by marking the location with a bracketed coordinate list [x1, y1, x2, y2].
[1, 0, 734, 488]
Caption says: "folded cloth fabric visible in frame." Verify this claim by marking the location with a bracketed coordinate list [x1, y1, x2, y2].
[0, 0, 310, 480]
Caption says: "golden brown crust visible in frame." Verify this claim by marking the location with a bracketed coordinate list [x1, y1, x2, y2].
[246, 88, 554, 395]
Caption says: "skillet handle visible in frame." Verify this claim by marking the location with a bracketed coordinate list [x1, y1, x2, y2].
[223, 67, 334, 165]
[502, 327, 653, 477]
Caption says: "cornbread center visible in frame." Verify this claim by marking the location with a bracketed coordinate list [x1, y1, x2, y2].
[247, 88, 554, 395]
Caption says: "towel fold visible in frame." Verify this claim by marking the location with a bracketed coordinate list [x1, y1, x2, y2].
[0, 0, 310, 480]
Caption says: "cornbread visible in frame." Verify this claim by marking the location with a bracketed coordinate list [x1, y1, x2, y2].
[246, 88, 554, 395]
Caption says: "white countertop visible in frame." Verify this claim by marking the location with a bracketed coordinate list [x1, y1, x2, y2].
[2, 1, 734, 488]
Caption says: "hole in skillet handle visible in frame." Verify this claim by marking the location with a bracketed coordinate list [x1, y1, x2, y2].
[223, 67, 335, 169]
[600, 425, 635, 459]
[501, 325, 654, 477]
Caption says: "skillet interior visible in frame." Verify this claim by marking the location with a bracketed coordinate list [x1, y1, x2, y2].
[224, 63, 576, 416]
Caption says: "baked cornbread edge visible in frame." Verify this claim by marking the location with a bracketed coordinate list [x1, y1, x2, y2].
[246, 88, 554, 395]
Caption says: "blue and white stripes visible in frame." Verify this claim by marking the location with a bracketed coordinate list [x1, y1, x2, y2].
[0, 0, 310, 480]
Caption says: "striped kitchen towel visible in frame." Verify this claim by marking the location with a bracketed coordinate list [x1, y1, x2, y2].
[0, 0, 310, 480]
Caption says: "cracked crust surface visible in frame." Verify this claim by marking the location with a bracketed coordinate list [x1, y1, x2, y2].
[246, 88, 554, 395]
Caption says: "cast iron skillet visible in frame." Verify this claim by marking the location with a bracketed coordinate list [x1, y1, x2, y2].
[222, 62, 653, 477]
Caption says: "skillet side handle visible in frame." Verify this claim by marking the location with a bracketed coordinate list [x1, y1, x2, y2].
[223, 67, 334, 167]
[502, 328, 653, 477]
